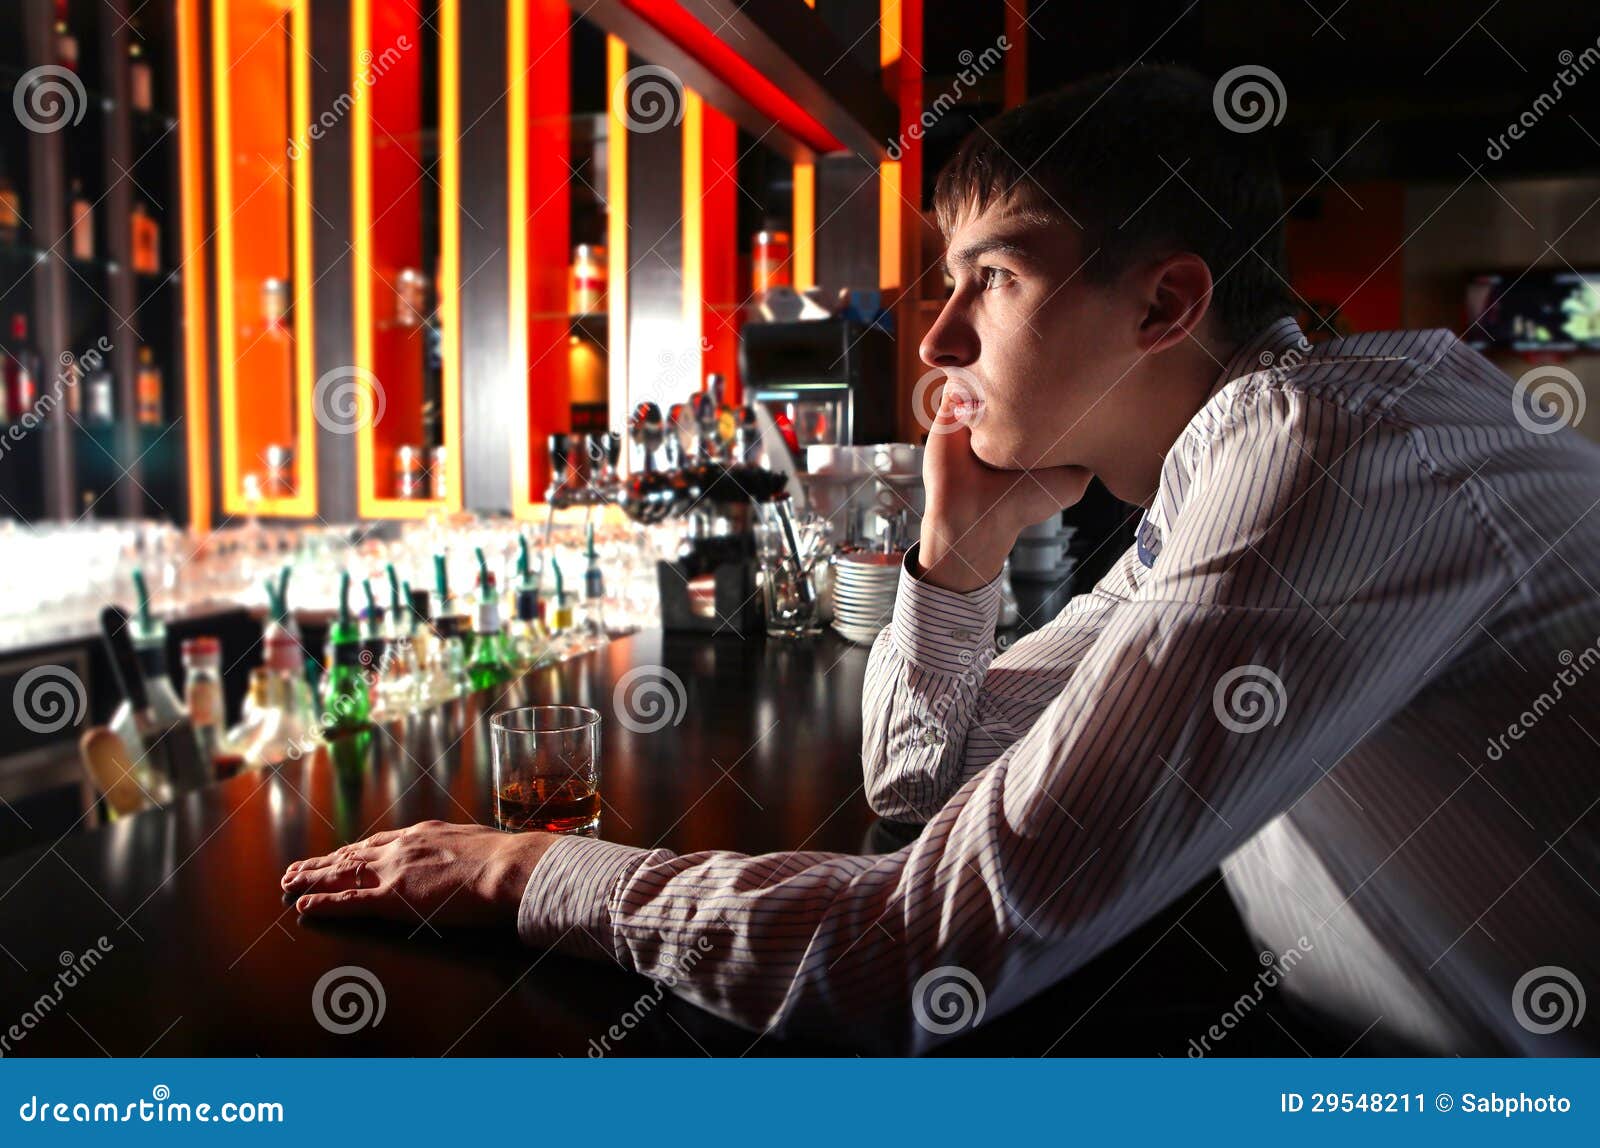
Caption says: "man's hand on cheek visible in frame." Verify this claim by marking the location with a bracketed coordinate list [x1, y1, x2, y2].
[917, 388, 1092, 593]
[280, 821, 558, 927]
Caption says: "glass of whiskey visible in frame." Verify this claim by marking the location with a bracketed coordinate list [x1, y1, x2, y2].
[489, 706, 602, 835]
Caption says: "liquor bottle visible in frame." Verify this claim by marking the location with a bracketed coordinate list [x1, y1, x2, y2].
[130, 201, 160, 274]
[69, 178, 92, 261]
[135, 345, 162, 425]
[581, 523, 608, 643]
[4, 314, 40, 424]
[322, 573, 371, 735]
[128, 39, 154, 114]
[431, 554, 472, 698]
[548, 559, 574, 637]
[86, 365, 114, 424]
[181, 636, 227, 779]
[54, 15, 78, 72]
[468, 550, 514, 692]
[0, 162, 21, 248]
[101, 598, 209, 798]
[377, 565, 418, 715]
[226, 668, 271, 760]
[510, 535, 550, 671]
[358, 579, 387, 716]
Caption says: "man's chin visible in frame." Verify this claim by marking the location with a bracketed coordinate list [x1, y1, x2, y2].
[969, 429, 1051, 472]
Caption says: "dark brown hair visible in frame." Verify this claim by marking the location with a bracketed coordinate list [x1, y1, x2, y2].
[933, 64, 1293, 345]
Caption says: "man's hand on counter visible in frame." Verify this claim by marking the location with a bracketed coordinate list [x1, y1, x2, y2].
[281, 821, 553, 926]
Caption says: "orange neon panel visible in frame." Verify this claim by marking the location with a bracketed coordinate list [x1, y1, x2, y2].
[683, 91, 740, 401]
[352, 0, 464, 517]
[213, 0, 316, 517]
[177, 0, 209, 531]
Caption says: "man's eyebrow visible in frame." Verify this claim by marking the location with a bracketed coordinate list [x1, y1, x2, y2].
[944, 237, 1035, 271]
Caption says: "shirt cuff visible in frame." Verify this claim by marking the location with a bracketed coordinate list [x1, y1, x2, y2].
[516, 834, 658, 966]
[889, 541, 1003, 674]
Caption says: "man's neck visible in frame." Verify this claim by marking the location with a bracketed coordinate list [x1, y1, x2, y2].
[1094, 336, 1237, 506]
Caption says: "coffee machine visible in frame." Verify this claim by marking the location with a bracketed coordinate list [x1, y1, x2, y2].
[738, 318, 895, 462]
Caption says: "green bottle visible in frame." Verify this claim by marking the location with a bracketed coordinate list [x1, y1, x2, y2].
[468, 547, 514, 692]
[322, 572, 371, 734]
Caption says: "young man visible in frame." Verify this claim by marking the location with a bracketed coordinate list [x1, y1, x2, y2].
[282, 67, 1600, 1055]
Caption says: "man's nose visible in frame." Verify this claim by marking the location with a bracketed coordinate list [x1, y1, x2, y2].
[919, 298, 979, 369]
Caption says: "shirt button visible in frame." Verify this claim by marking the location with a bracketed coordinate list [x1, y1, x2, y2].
[949, 628, 976, 642]
[920, 728, 945, 747]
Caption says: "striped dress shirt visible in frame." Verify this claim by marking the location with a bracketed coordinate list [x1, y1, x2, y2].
[520, 317, 1600, 1055]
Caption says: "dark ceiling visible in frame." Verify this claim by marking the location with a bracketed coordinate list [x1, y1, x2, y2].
[919, 0, 1600, 186]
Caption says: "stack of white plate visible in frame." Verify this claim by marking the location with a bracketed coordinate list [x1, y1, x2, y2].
[830, 550, 903, 644]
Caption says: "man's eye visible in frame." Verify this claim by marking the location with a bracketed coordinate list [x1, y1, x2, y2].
[979, 266, 1013, 290]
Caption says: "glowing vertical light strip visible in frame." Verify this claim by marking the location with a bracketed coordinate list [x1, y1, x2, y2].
[212, 0, 238, 510]
[507, 0, 530, 511]
[681, 88, 703, 333]
[289, 0, 316, 514]
[440, 0, 462, 512]
[351, 0, 375, 512]
[607, 35, 629, 437]
[793, 161, 815, 291]
[879, 0, 902, 289]
[177, 0, 210, 531]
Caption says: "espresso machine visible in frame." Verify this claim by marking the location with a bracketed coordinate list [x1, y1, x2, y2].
[738, 318, 896, 463]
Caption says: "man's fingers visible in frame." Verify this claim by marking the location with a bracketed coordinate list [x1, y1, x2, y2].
[282, 854, 371, 894]
[296, 887, 392, 919]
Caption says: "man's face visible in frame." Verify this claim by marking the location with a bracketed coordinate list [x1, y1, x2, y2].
[919, 197, 1143, 474]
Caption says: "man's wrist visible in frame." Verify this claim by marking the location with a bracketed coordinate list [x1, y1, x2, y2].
[915, 516, 1015, 592]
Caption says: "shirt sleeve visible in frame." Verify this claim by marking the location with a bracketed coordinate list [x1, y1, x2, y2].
[857, 546, 1005, 821]
[517, 387, 1512, 1052]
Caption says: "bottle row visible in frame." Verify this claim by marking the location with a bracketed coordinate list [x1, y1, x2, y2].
[0, 168, 163, 274]
[98, 532, 617, 798]
[0, 315, 169, 427]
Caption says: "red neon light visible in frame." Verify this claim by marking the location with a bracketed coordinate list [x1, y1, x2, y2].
[621, 0, 845, 154]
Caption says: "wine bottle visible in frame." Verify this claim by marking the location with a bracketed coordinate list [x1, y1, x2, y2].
[69, 178, 92, 261]
[135, 345, 161, 426]
[321, 572, 371, 734]
[100, 598, 209, 798]
[468, 549, 513, 692]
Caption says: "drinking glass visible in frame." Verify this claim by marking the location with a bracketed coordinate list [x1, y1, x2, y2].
[755, 499, 825, 638]
[489, 706, 602, 834]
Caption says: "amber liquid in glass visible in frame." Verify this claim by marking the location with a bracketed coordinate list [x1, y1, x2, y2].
[496, 775, 600, 833]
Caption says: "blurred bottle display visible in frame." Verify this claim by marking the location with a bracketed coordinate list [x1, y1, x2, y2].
[135, 345, 162, 426]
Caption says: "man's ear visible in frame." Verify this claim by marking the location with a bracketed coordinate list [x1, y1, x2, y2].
[1135, 252, 1213, 354]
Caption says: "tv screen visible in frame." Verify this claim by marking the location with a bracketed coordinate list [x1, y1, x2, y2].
[1465, 269, 1600, 352]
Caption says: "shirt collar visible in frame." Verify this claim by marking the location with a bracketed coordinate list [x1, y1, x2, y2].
[1207, 315, 1311, 403]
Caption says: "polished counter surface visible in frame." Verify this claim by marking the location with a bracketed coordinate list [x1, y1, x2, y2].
[0, 630, 1333, 1056]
